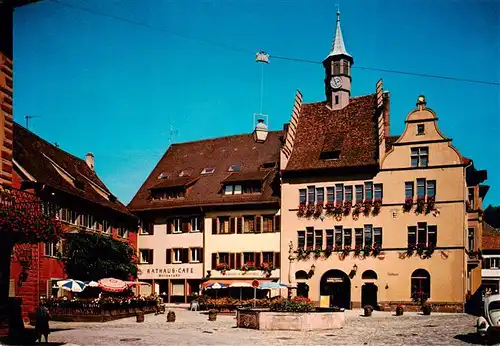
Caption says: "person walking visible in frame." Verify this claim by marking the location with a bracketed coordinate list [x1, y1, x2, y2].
[35, 301, 51, 343]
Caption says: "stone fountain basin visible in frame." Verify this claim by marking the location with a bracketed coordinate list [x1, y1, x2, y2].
[236, 308, 346, 331]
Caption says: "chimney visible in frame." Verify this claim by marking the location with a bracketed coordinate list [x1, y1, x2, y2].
[85, 152, 94, 171]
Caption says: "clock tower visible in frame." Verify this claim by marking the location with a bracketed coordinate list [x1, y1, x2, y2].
[323, 10, 353, 110]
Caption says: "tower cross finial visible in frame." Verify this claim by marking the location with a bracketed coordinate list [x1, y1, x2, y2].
[336, 4, 340, 20]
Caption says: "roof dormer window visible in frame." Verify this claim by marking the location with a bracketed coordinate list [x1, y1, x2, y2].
[228, 165, 241, 172]
[179, 170, 192, 177]
[158, 172, 169, 179]
[201, 168, 215, 175]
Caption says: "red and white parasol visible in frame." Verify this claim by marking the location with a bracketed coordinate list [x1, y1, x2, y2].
[98, 278, 128, 292]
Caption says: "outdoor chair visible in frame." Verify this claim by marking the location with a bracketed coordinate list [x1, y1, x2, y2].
[189, 300, 199, 311]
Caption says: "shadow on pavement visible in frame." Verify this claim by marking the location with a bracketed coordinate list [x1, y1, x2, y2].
[0, 328, 68, 345]
[454, 332, 488, 345]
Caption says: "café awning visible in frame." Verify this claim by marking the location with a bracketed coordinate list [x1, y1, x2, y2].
[202, 279, 271, 289]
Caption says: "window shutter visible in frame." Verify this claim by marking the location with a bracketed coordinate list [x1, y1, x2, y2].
[182, 248, 189, 263]
[211, 253, 217, 269]
[274, 252, 280, 269]
[198, 217, 204, 232]
[230, 217, 236, 234]
[274, 215, 281, 232]
[255, 216, 262, 233]
[147, 221, 154, 234]
[237, 217, 243, 234]
[199, 248, 204, 263]
[182, 219, 190, 233]
[236, 253, 241, 269]
[229, 253, 235, 269]
[255, 253, 261, 267]
[212, 218, 218, 234]
[166, 249, 171, 264]
[166, 219, 172, 234]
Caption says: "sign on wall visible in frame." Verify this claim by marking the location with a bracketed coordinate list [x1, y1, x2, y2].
[138, 264, 203, 279]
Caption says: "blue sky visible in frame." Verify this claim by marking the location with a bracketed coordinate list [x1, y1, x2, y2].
[13, 0, 499, 206]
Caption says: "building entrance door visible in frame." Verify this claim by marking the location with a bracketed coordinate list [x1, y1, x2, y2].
[361, 283, 378, 308]
[320, 270, 351, 309]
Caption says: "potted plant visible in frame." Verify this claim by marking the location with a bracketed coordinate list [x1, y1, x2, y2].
[354, 245, 362, 257]
[403, 198, 413, 213]
[395, 304, 404, 316]
[362, 244, 372, 257]
[363, 305, 373, 317]
[422, 304, 432, 315]
[324, 245, 333, 258]
[313, 203, 323, 218]
[372, 198, 382, 216]
[362, 200, 372, 216]
[305, 203, 315, 217]
[406, 244, 416, 257]
[333, 202, 343, 220]
[343, 201, 352, 216]
[416, 243, 426, 257]
[297, 204, 306, 217]
[352, 203, 362, 220]
[136, 311, 145, 323]
[325, 203, 335, 215]
[208, 309, 217, 321]
[216, 262, 229, 275]
[415, 198, 425, 214]
[411, 291, 431, 315]
[314, 248, 322, 259]
[372, 244, 381, 257]
[167, 310, 176, 322]
[342, 245, 351, 258]
[425, 196, 435, 214]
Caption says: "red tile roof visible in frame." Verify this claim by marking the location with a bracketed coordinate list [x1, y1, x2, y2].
[222, 170, 270, 184]
[13, 123, 134, 218]
[483, 222, 500, 250]
[285, 94, 379, 172]
[150, 176, 199, 190]
[128, 132, 282, 211]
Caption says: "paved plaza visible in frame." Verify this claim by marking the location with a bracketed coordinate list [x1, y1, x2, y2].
[31, 308, 485, 346]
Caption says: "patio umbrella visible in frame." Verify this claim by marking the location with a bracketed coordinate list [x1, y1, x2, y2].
[57, 279, 86, 293]
[98, 278, 128, 292]
[205, 282, 226, 290]
[258, 282, 287, 290]
[205, 282, 226, 298]
[84, 281, 99, 287]
[229, 282, 253, 300]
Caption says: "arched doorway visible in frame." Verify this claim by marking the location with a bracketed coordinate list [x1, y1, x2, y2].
[361, 270, 378, 308]
[295, 270, 309, 298]
[320, 270, 351, 309]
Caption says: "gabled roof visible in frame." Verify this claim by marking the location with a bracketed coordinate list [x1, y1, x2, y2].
[13, 123, 134, 218]
[284, 94, 379, 172]
[128, 132, 282, 211]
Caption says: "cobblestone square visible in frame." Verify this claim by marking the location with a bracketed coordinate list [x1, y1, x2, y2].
[40, 308, 481, 345]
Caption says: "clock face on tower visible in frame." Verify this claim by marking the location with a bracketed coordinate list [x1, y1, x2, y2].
[330, 76, 342, 89]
